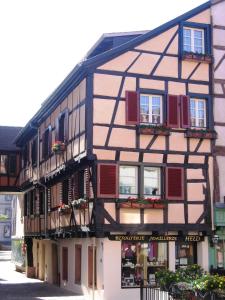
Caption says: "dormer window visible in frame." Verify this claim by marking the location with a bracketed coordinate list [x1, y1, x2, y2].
[183, 27, 205, 54]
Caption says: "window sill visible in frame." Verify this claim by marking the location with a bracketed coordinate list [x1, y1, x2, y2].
[138, 125, 170, 136]
[182, 52, 212, 63]
[185, 129, 217, 139]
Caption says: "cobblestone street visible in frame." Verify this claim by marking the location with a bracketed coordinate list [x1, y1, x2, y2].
[0, 251, 84, 300]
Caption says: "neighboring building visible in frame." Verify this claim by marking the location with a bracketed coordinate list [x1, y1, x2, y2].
[0, 126, 22, 250]
[12, 2, 215, 300]
[0, 195, 13, 249]
[209, 0, 225, 271]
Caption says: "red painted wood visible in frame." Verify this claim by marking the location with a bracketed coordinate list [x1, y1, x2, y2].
[98, 164, 118, 198]
[125, 91, 139, 125]
[167, 95, 180, 128]
[166, 167, 184, 200]
[180, 95, 190, 128]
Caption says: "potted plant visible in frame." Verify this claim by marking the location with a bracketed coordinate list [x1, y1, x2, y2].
[52, 140, 66, 154]
[185, 129, 217, 139]
[71, 198, 88, 209]
[116, 197, 165, 209]
[138, 124, 170, 136]
[182, 51, 212, 63]
[58, 203, 71, 214]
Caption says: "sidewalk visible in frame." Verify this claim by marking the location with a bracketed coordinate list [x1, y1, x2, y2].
[0, 251, 85, 300]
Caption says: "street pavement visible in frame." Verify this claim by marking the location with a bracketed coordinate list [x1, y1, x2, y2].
[0, 251, 85, 300]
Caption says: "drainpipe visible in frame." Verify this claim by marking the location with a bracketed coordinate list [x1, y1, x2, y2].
[92, 237, 96, 300]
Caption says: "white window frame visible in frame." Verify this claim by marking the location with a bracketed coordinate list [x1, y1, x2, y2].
[143, 167, 161, 199]
[140, 94, 163, 125]
[119, 166, 138, 198]
[183, 27, 205, 54]
[190, 98, 207, 128]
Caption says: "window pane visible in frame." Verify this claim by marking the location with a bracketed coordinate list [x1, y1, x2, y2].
[121, 241, 167, 287]
[119, 166, 137, 196]
[194, 30, 203, 39]
[184, 28, 191, 37]
[144, 167, 160, 196]
[0, 155, 7, 174]
[152, 97, 160, 106]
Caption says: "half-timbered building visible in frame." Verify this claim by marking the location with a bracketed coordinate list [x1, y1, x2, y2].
[10, 1, 217, 299]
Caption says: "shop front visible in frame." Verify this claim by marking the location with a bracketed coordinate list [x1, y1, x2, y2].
[109, 234, 206, 288]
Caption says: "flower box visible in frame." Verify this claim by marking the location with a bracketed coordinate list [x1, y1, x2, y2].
[58, 204, 71, 214]
[185, 129, 217, 139]
[117, 198, 165, 209]
[71, 198, 88, 209]
[182, 52, 212, 63]
[139, 125, 170, 136]
[52, 141, 66, 154]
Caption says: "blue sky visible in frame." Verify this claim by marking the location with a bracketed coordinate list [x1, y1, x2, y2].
[0, 0, 206, 127]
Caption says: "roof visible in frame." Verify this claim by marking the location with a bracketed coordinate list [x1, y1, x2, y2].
[85, 30, 148, 59]
[0, 126, 22, 151]
[15, 1, 210, 146]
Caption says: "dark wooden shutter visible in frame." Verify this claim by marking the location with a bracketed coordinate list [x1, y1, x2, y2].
[62, 179, 69, 205]
[8, 155, 16, 175]
[180, 95, 190, 128]
[62, 247, 68, 281]
[98, 164, 118, 198]
[125, 91, 139, 125]
[55, 117, 59, 141]
[42, 132, 45, 160]
[166, 167, 184, 200]
[64, 110, 69, 142]
[84, 168, 90, 199]
[48, 127, 52, 156]
[75, 245, 82, 284]
[24, 194, 28, 217]
[88, 246, 96, 288]
[72, 172, 79, 200]
[167, 95, 180, 128]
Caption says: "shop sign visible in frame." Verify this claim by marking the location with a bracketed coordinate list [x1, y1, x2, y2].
[108, 234, 204, 242]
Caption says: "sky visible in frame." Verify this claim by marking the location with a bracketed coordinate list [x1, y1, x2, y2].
[0, 0, 207, 127]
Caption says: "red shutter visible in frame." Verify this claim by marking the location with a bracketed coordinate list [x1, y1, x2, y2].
[166, 167, 184, 200]
[125, 91, 139, 125]
[180, 95, 190, 128]
[62, 247, 68, 281]
[98, 164, 118, 198]
[167, 95, 180, 128]
[75, 245, 82, 284]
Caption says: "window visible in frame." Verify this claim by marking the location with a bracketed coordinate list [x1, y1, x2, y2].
[39, 190, 45, 215]
[62, 179, 69, 205]
[3, 225, 11, 238]
[190, 99, 206, 128]
[0, 155, 7, 174]
[56, 110, 69, 143]
[31, 138, 37, 166]
[42, 127, 52, 159]
[121, 241, 168, 288]
[119, 166, 138, 198]
[62, 247, 68, 281]
[144, 167, 161, 198]
[140, 94, 162, 124]
[0, 154, 17, 175]
[183, 27, 205, 54]
[75, 245, 82, 284]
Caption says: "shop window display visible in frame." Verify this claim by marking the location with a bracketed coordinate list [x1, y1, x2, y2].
[121, 241, 168, 288]
[175, 242, 197, 269]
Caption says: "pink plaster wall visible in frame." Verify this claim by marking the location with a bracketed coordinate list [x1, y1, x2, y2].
[120, 209, 140, 223]
[190, 64, 209, 81]
[154, 56, 178, 78]
[93, 126, 109, 146]
[167, 154, 184, 164]
[168, 81, 186, 95]
[128, 53, 160, 74]
[114, 101, 126, 125]
[187, 169, 204, 180]
[187, 183, 205, 201]
[139, 78, 165, 90]
[98, 51, 139, 72]
[144, 209, 163, 223]
[93, 149, 116, 160]
[94, 74, 122, 97]
[121, 77, 136, 97]
[169, 133, 187, 152]
[135, 26, 178, 52]
[188, 205, 204, 223]
[120, 151, 139, 162]
[188, 84, 209, 94]
[187, 9, 210, 24]
[168, 204, 185, 223]
[182, 61, 199, 79]
[143, 153, 163, 163]
[104, 203, 116, 223]
[109, 128, 136, 148]
[93, 99, 115, 124]
[188, 155, 205, 164]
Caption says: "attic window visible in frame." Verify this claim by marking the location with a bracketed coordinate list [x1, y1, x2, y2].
[183, 27, 205, 54]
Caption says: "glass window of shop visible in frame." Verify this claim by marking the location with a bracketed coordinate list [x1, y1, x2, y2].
[175, 242, 197, 269]
[121, 241, 168, 288]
